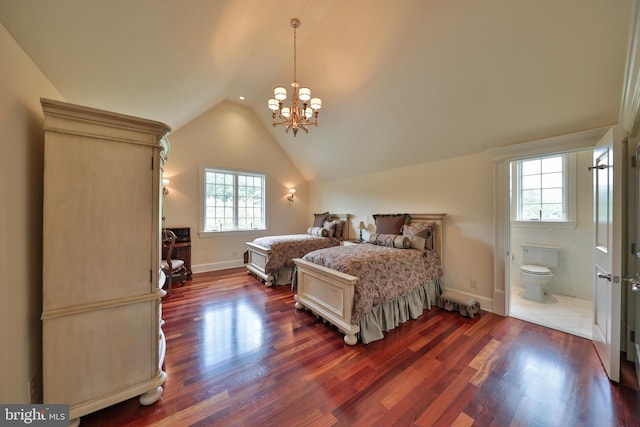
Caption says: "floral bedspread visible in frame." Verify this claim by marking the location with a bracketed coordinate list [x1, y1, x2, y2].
[301, 244, 442, 322]
[251, 234, 341, 273]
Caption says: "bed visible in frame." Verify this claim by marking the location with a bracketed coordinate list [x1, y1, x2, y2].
[245, 213, 350, 286]
[293, 213, 446, 345]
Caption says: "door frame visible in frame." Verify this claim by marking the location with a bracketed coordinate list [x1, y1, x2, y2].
[490, 0, 640, 380]
[619, 0, 640, 373]
[490, 128, 611, 317]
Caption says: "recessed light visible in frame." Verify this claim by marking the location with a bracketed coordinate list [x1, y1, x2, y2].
[239, 96, 245, 101]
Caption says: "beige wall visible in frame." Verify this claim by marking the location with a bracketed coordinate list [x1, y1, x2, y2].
[165, 104, 498, 307]
[0, 23, 63, 403]
[309, 151, 496, 308]
[162, 101, 310, 271]
[162, 101, 497, 309]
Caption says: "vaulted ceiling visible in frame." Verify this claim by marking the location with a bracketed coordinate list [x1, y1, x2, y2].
[0, 0, 633, 181]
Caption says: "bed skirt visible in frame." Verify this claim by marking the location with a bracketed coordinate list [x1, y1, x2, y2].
[358, 278, 442, 344]
[272, 266, 295, 286]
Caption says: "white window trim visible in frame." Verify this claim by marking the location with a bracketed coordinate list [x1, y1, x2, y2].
[199, 166, 267, 236]
[510, 152, 577, 230]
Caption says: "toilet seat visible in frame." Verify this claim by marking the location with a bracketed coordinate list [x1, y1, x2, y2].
[520, 264, 552, 275]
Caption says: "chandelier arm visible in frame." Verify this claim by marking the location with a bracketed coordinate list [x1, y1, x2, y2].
[273, 118, 296, 126]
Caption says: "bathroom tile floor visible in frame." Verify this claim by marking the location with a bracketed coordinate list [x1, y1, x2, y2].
[509, 284, 592, 339]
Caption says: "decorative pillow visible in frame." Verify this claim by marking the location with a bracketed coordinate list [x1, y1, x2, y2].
[323, 219, 346, 239]
[335, 220, 346, 239]
[323, 220, 337, 238]
[403, 221, 435, 250]
[369, 233, 411, 249]
[373, 214, 410, 235]
[307, 226, 329, 237]
[312, 212, 330, 227]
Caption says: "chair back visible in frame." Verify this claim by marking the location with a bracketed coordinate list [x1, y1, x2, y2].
[162, 229, 177, 267]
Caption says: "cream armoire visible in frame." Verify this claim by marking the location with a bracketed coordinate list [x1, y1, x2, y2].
[41, 98, 170, 426]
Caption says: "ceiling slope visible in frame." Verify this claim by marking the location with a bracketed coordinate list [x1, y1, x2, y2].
[0, 0, 633, 181]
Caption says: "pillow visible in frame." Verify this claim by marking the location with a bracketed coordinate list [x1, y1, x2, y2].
[307, 226, 329, 237]
[369, 233, 411, 249]
[312, 212, 330, 227]
[373, 214, 410, 235]
[335, 220, 346, 239]
[403, 221, 435, 250]
[323, 219, 346, 239]
[323, 220, 337, 238]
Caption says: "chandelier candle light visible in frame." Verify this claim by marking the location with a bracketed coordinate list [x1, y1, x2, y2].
[268, 18, 322, 136]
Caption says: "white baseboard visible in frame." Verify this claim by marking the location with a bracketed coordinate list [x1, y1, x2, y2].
[192, 260, 244, 273]
[189, 265, 499, 313]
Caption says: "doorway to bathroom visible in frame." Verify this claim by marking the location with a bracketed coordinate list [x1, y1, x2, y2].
[507, 148, 594, 339]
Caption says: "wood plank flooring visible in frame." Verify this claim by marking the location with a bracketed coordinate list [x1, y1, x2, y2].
[81, 268, 640, 426]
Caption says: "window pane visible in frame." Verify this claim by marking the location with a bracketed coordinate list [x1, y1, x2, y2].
[542, 188, 563, 203]
[542, 172, 562, 188]
[543, 203, 563, 220]
[541, 156, 562, 173]
[522, 160, 540, 175]
[522, 175, 540, 190]
[522, 205, 541, 219]
[521, 189, 540, 204]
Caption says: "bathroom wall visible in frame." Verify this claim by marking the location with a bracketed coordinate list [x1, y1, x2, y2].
[509, 149, 594, 300]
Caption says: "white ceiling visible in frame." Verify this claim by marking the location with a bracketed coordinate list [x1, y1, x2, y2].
[0, 0, 633, 181]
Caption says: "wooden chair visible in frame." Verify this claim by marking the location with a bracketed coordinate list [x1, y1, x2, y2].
[161, 229, 187, 295]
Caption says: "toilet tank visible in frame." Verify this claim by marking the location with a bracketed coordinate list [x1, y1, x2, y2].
[521, 243, 561, 268]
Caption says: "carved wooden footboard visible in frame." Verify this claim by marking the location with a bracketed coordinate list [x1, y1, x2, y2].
[245, 214, 351, 287]
[245, 241, 275, 286]
[293, 258, 360, 345]
[293, 213, 446, 345]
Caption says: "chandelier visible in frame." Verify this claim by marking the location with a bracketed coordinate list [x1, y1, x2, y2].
[267, 18, 322, 137]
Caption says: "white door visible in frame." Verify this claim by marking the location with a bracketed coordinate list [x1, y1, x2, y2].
[592, 127, 622, 383]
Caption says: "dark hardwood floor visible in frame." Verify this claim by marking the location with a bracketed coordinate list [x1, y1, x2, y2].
[81, 268, 640, 426]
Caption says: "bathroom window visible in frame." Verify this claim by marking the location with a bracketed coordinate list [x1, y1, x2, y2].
[511, 153, 576, 227]
[200, 167, 266, 233]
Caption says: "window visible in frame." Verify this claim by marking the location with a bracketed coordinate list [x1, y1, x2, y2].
[512, 153, 576, 225]
[202, 168, 265, 232]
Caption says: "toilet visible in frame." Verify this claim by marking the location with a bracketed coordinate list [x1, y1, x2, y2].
[519, 243, 561, 302]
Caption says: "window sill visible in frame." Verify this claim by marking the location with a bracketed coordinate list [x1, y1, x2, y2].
[512, 221, 577, 230]
[199, 229, 266, 238]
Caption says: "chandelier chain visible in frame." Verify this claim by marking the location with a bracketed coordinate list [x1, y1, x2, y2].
[293, 22, 297, 83]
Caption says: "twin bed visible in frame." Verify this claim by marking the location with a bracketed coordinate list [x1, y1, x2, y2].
[294, 213, 445, 344]
[246, 213, 446, 345]
[245, 213, 350, 286]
